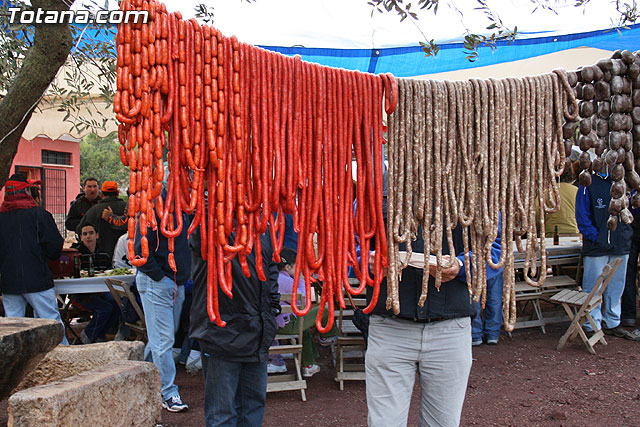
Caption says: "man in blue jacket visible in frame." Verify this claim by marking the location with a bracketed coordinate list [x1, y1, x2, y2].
[575, 171, 636, 339]
[0, 174, 68, 345]
[134, 204, 191, 413]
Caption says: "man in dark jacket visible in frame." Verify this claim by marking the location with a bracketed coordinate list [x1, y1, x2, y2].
[190, 228, 280, 427]
[621, 206, 640, 327]
[576, 172, 636, 339]
[77, 181, 126, 259]
[65, 177, 101, 232]
[135, 206, 191, 413]
[0, 174, 68, 345]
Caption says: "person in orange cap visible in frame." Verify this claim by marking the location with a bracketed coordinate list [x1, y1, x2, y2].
[76, 181, 126, 259]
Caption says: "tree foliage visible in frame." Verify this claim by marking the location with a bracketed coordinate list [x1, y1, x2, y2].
[368, 0, 639, 61]
[0, 1, 117, 135]
[79, 132, 129, 189]
[0, 0, 73, 190]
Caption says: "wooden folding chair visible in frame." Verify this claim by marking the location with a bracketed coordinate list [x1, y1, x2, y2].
[512, 280, 546, 333]
[551, 258, 622, 355]
[57, 294, 92, 344]
[104, 278, 147, 342]
[334, 278, 367, 391]
[267, 293, 307, 401]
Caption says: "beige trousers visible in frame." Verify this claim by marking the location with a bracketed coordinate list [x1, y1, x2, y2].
[365, 315, 472, 427]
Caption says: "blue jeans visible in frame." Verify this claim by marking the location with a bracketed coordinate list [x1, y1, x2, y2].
[472, 273, 504, 341]
[622, 236, 640, 321]
[2, 287, 69, 345]
[582, 254, 629, 331]
[136, 271, 185, 400]
[72, 292, 120, 342]
[202, 353, 268, 427]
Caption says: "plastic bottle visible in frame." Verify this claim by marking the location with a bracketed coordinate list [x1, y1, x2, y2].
[73, 256, 81, 278]
[88, 254, 95, 277]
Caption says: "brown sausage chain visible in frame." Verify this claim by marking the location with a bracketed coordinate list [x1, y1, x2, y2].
[387, 72, 575, 332]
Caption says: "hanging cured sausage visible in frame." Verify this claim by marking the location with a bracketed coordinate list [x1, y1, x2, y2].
[386, 73, 576, 332]
[115, 0, 396, 331]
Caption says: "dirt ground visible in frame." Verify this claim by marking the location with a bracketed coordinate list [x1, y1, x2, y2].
[3, 321, 640, 427]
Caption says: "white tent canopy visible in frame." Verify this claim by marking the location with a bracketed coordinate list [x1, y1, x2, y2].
[164, 0, 623, 49]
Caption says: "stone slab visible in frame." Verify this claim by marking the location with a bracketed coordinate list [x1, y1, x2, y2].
[8, 360, 161, 427]
[0, 317, 63, 400]
[16, 340, 145, 391]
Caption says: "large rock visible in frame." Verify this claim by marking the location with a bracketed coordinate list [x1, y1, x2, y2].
[0, 318, 63, 400]
[8, 360, 161, 427]
[16, 340, 145, 391]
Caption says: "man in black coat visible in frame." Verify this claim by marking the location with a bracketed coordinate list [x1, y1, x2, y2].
[65, 177, 101, 232]
[77, 181, 126, 259]
[189, 228, 280, 427]
[0, 174, 67, 345]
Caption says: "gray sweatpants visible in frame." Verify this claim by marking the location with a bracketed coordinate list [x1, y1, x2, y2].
[365, 316, 472, 427]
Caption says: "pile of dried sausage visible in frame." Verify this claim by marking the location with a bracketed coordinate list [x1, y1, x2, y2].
[115, 0, 397, 331]
[387, 73, 576, 331]
[567, 50, 640, 226]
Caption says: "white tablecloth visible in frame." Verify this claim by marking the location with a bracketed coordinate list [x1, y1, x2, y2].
[54, 274, 135, 295]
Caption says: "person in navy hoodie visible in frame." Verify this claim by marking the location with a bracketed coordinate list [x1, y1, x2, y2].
[575, 169, 637, 340]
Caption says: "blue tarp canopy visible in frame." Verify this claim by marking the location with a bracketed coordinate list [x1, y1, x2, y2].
[262, 24, 640, 77]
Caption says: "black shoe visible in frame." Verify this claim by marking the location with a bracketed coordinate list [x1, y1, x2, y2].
[621, 318, 636, 328]
[628, 329, 640, 342]
[603, 325, 633, 339]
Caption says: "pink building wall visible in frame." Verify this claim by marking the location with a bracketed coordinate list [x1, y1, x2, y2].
[1, 135, 80, 235]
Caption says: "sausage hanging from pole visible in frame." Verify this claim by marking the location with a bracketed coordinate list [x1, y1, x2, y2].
[115, 0, 397, 331]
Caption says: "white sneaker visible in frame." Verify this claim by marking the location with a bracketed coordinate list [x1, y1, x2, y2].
[185, 351, 202, 372]
[267, 363, 287, 374]
[302, 364, 320, 377]
[162, 395, 188, 412]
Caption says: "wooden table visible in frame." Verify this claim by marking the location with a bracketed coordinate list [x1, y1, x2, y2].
[54, 274, 136, 343]
[513, 236, 582, 269]
[512, 236, 582, 332]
